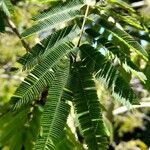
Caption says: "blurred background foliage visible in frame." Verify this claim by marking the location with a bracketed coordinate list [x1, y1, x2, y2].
[0, 0, 150, 149]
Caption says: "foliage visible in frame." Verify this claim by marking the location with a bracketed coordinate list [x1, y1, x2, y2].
[0, 0, 150, 149]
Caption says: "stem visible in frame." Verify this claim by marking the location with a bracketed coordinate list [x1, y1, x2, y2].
[113, 102, 150, 115]
[131, 1, 145, 8]
[6, 18, 31, 51]
[0, 74, 24, 81]
[77, 5, 90, 47]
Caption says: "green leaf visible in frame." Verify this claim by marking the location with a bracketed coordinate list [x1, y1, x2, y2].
[0, 103, 42, 150]
[108, 0, 135, 14]
[95, 61, 139, 105]
[34, 60, 70, 150]
[55, 126, 85, 150]
[79, 44, 139, 105]
[98, 17, 148, 61]
[19, 25, 79, 70]
[12, 42, 75, 109]
[21, 0, 85, 37]
[0, 0, 14, 16]
[72, 66, 108, 150]
[95, 37, 147, 83]
[122, 61, 147, 83]
[107, 9, 143, 30]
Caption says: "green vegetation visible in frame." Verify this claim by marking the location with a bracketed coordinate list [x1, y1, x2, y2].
[0, 0, 150, 149]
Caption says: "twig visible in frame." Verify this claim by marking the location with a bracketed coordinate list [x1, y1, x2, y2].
[0, 74, 24, 81]
[6, 18, 31, 51]
[131, 1, 145, 8]
[113, 102, 150, 115]
[77, 5, 90, 47]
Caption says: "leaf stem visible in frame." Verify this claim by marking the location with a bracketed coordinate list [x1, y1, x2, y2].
[77, 5, 90, 47]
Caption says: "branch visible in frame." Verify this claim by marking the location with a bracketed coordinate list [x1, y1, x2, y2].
[131, 1, 145, 8]
[6, 18, 31, 51]
[0, 74, 24, 81]
[113, 102, 150, 115]
[77, 4, 90, 47]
